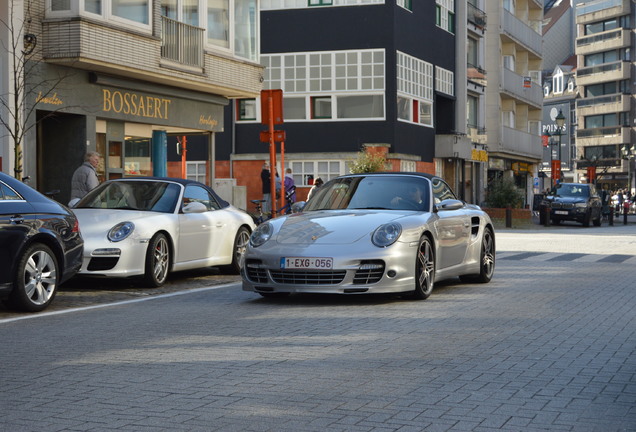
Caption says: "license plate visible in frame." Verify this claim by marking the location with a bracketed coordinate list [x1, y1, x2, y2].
[555, 210, 569, 215]
[281, 257, 333, 270]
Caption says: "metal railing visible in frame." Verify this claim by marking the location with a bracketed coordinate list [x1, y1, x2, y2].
[577, 125, 623, 138]
[468, 2, 487, 29]
[577, 93, 626, 108]
[577, 60, 627, 77]
[161, 16, 204, 68]
[576, 28, 623, 46]
[576, 0, 623, 15]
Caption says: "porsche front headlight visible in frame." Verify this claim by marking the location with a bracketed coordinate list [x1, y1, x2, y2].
[250, 222, 273, 247]
[372, 223, 402, 247]
[108, 222, 135, 242]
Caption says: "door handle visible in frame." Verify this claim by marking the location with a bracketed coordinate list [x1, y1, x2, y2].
[10, 215, 25, 224]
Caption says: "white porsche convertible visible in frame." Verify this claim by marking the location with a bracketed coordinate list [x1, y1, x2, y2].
[72, 177, 255, 287]
[242, 172, 495, 300]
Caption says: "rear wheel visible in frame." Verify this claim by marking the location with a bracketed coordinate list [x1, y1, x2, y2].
[226, 227, 250, 274]
[409, 236, 434, 300]
[8, 244, 59, 312]
[460, 227, 495, 283]
[144, 233, 170, 287]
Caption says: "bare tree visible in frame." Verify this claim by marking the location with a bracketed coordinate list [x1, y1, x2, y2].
[0, 0, 71, 179]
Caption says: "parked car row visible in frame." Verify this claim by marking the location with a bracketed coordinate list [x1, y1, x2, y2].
[0, 173, 255, 312]
[2, 171, 498, 312]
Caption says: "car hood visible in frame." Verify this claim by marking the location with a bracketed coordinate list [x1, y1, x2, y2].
[73, 208, 169, 237]
[548, 196, 587, 204]
[274, 210, 413, 245]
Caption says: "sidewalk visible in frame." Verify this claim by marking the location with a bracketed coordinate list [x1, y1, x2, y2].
[492, 211, 636, 230]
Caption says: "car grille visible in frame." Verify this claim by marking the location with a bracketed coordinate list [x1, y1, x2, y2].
[87, 257, 119, 271]
[245, 260, 268, 283]
[551, 202, 574, 209]
[269, 270, 346, 285]
[353, 260, 385, 284]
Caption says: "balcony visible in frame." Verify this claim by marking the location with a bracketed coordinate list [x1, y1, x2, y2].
[576, 0, 631, 23]
[161, 17, 204, 69]
[576, 125, 630, 146]
[467, 3, 487, 34]
[577, 93, 630, 116]
[500, 67, 543, 108]
[500, 126, 543, 159]
[576, 28, 630, 55]
[576, 60, 631, 86]
[500, 9, 542, 58]
[41, 17, 263, 98]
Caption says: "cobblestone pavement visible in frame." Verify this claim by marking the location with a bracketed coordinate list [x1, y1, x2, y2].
[0, 226, 635, 431]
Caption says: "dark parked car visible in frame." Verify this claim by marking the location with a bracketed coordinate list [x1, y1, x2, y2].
[0, 172, 83, 312]
[542, 183, 602, 227]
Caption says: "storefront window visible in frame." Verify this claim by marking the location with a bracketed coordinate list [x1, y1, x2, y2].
[125, 138, 152, 176]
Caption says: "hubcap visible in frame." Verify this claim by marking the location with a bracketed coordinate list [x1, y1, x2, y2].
[482, 232, 495, 276]
[417, 240, 434, 294]
[153, 238, 169, 282]
[24, 250, 57, 305]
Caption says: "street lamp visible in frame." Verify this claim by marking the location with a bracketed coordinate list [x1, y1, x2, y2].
[621, 144, 635, 195]
[550, 109, 566, 186]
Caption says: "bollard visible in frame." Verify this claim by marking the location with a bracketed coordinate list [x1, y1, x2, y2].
[543, 206, 551, 227]
[505, 207, 512, 228]
[609, 207, 614, 226]
[624, 202, 629, 225]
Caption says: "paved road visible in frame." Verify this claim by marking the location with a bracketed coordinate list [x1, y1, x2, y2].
[1, 226, 635, 431]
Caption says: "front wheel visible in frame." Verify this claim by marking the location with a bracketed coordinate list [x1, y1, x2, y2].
[144, 233, 170, 287]
[8, 243, 59, 312]
[460, 227, 495, 283]
[408, 236, 434, 300]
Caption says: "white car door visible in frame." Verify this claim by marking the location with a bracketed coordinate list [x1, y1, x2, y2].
[431, 179, 470, 269]
[177, 185, 229, 265]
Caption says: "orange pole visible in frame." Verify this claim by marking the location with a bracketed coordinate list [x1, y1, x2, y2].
[268, 96, 277, 217]
[279, 141, 285, 210]
[180, 136, 187, 179]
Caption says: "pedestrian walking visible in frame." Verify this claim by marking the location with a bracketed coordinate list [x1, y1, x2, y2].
[284, 168, 296, 203]
[70, 151, 101, 203]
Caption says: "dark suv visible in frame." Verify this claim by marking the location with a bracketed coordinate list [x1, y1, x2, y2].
[542, 183, 602, 227]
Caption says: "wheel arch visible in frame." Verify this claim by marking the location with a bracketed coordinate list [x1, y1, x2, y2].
[150, 230, 175, 272]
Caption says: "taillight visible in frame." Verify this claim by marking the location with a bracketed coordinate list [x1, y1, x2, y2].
[72, 219, 80, 233]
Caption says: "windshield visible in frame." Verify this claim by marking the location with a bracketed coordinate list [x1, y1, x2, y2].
[304, 175, 430, 212]
[76, 180, 181, 212]
[553, 184, 590, 198]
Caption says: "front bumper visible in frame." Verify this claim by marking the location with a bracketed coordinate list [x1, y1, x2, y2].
[78, 237, 149, 278]
[241, 241, 418, 295]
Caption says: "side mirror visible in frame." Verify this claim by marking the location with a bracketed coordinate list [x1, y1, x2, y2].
[182, 201, 207, 213]
[291, 201, 306, 213]
[435, 199, 464, 211]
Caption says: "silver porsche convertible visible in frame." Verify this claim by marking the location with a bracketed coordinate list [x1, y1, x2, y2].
[242, 172, 495, 299]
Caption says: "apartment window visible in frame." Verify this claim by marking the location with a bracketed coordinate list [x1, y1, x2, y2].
[309, 0, 333, 5]
[311, 96, 332, 119]
[467, 95, 478, 128]
[585, 113, 627, 129]
[262, 49, 385, 121]
[503, 0, 514, 13]
[435, 66, 454, 96]
[503, 55, 515, 70]
[161, 0, 199, 26]
[401, 160, 416, 172]
[186, 161, 207, 183]
[207, 0, 230, 49]
[396, 51, 433, 127]
[234, 0, 257, 61]
[585, 81, 622, 97]
[553, 71, 564, 94]
[284, 97, 306, 120]
[397, 0, 412, 11]
[584, 16, 629, 35]
[435, 0, 454, 33]
[290, 160, 345, 186]
[112, 0, 150, 24]
[51, 0, 71, 11]
[237, 99, 257, 121]
[502, 111, 515, 128]
[584, 145, 618, 160]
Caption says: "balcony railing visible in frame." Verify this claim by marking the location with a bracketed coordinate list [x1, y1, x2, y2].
[577, 28, 623, 46]
[500, 67, 543, 108]
[161, 16, 204, 68]
[468, 3, 487, 29]
[577, 125, 624, 138]
[501, 10, 542, 56]
[577, 93, 627, 108]
[576, 0, 623, 15]
[577, 60, 627, 77]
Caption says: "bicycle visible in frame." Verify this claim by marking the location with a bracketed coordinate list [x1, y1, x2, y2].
[250, 199, 268, 225]
[251, 186, 297, 225]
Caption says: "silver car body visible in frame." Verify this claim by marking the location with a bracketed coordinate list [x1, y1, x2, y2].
[242, 173, 495, 297]
[73, 178, 255, 280]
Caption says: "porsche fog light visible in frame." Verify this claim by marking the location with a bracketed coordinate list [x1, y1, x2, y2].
[250, 222, 273, 247]
[108, 222, 135, 242]
[372, 223, 402, 247]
